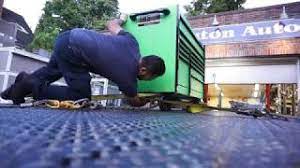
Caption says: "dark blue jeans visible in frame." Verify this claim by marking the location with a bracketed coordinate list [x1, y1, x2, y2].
[31, 31, 91, 101]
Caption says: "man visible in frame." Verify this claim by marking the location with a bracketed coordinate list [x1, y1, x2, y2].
[1, 17, 166, 107]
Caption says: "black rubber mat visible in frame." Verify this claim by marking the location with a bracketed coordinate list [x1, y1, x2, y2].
[0, 108, 300, 168]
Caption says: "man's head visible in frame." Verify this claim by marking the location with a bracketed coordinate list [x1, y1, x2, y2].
[138, 55, 165, 80]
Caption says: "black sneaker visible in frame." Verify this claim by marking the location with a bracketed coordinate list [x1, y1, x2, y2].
[1, 72, 29, 100]
[0, 87, 12, 100]
[10, 75, 35, 105]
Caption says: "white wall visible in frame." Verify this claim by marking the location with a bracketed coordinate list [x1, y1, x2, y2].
[206, 64, 298, 84]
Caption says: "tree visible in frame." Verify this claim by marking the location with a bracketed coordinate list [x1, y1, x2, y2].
[30, 0, 119, 51]
[185, 0, 246, 16]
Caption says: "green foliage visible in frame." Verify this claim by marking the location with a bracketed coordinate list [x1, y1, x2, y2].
[29, 28, 60, 51]
[30, 0, 119, 51]
[185, 0, 246, 16]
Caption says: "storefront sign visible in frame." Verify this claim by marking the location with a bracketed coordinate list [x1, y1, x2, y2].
[193, 19, 300, 45]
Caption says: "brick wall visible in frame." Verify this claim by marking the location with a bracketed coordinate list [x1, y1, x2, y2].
[187, 2, 300, 59]
[206, 38, 300, 58]
[188, 2, 300, 28]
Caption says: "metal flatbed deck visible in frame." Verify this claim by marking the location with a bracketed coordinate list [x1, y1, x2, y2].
[0, 108, 299, 168]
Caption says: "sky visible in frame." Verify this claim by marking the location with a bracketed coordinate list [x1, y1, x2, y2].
[3, 0, 300, 31]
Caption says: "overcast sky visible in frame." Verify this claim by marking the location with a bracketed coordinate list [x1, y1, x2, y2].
[4, 0, 300, 31]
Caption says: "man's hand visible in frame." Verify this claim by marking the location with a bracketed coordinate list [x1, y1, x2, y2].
[106, 14, 127, 35]
[119, 13, 128, 23]
[106, 19, 123, 35]
[127, 96, 149, 107]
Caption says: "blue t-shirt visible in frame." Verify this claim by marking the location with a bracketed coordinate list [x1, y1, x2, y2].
[69, 28, 140, 97]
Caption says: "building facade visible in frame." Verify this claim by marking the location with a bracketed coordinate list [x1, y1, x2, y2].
[189, 2, 300, 115]
[0, 7, 34, 48]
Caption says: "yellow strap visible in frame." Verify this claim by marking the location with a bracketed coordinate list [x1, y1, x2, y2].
[45, 100, 60, 109]
[37, 94, 207, 112]
[42, 99, 89, 109]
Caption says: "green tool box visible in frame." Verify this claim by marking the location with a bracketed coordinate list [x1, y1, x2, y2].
[124, 6, 205, 102]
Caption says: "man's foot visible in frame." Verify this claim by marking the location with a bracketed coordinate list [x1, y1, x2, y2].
[1, 72, 29, 100]
[0, 72, 29, 104]
[10, 75, 36, 104]
[0, 87, 12, 100]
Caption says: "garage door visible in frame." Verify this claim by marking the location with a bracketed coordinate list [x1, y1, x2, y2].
[206, 64, 298, 84]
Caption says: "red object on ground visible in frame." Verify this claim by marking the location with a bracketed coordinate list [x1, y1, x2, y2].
[266, 84, 271, 112]
[204, 84, 208, 103]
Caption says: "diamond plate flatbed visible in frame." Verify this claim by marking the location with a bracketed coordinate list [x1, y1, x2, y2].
[0, 108, 299, 168]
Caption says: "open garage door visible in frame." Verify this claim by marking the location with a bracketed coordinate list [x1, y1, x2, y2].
[205, 57, 298, 84]
[206, 64, 297, 84]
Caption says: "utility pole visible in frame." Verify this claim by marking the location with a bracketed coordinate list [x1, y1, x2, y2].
[0, 0, 4, 17]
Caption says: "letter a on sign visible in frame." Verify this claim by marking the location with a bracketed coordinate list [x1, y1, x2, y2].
[242, 26, 257, 37]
